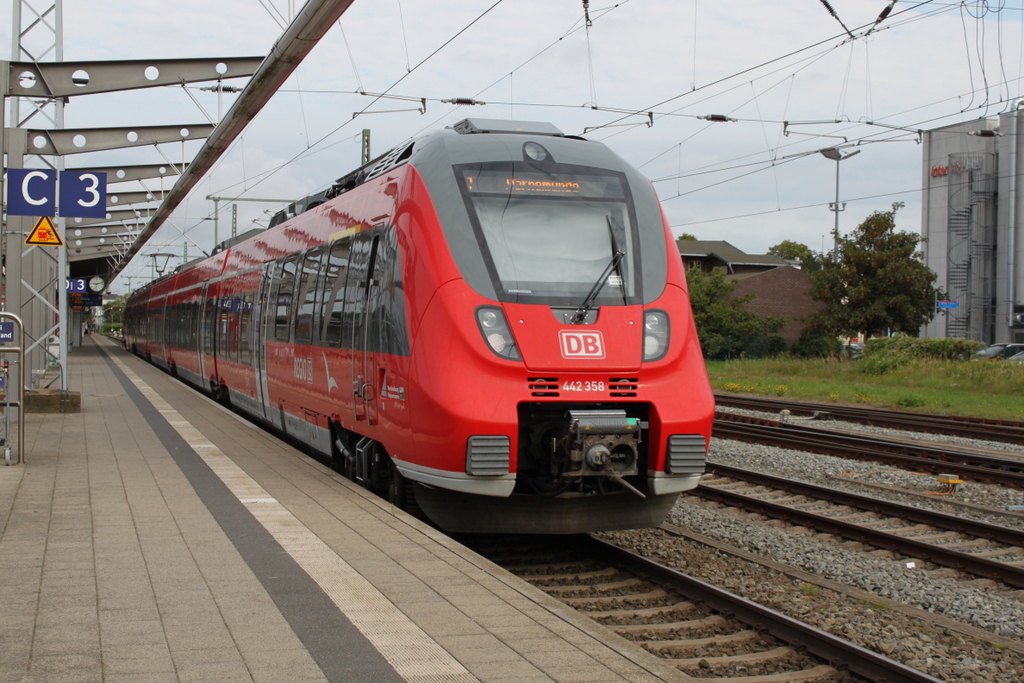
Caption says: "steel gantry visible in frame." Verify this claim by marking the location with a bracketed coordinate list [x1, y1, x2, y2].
[3, 0, 357, 402]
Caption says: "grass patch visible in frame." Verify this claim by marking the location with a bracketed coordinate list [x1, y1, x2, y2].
[708, 356, 1024, 421]
[855, 597, 891, 610]
[800, 583, 820, 597]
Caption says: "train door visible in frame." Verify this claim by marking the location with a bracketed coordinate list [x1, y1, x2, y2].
[252, 264, 275, 423]
[348, 230, 381, 424]
[197, 284, 216, 388]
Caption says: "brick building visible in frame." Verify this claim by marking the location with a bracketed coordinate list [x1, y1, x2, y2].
[676, 239, 820, 344]
[728, 266, 821, 344]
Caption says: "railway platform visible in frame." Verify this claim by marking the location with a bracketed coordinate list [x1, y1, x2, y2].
[0, 336, 685, 683]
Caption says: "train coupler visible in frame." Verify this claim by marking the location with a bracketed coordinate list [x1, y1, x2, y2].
[564, 410, 642, 492]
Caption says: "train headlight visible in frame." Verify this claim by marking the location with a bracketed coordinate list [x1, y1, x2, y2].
[476, 306, 522, 361]
[642, 310, 670, 361]
[479, 309, 500, 329]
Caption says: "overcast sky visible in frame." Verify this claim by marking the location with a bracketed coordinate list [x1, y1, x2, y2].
[4, 0, 1024, 289]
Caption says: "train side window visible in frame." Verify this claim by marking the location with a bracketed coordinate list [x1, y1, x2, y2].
[201, 295, 217, 357]
[176, 303, 185, 348]
[173, 302, 181, 347]
[167, 302, 176, 347]
[274, 256, 299, 342]
[230, 297, 242, 362]
[239, 291, 254, 366]
[219, 296, 241, 363]
[346, 233, 379, 353]
[217, 297, 230, 360]
[179, 302, 185, 348]
[368, 227, 409, 356]
[189, 298, 200, 348]
[321, 240, 351, 347]
[294, 246, 324, 344]
[156, 299, 167, 346]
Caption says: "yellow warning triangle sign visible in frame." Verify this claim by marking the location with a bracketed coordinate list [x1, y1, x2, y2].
[25, 216, 64, 246]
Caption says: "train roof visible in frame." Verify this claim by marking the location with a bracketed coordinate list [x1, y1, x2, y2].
[272, 118, 589, 229]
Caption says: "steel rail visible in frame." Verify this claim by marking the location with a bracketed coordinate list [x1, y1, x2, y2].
[706, 462, 1024, 546]
[700, 464, 1024, 589]
[713, 413, 1024, 487]
[692, 480, 1024, 588]
[714, 394, 1024, 444]
[576, 535, 944, 683]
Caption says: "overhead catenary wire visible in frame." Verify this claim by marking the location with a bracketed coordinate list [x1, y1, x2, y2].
[338, 22, 365, 93]
[650, 88, 1018, 189]
[818, 0, 856, 39]
[199, 0, 1006, 241]
[209, 0, 1007, 209]
[207, 0, 648, 203]
[397, 0, 413, 72]
[668, 131, 1024, 232]
[583, 0, 943, 138]
[202, 0, 508, 201]
[114, 0, 1021, 284]
[218, 0, 943, 196]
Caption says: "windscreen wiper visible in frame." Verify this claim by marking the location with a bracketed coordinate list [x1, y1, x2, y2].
[571, 215, 627, 324]
[571, 248, 624, 324]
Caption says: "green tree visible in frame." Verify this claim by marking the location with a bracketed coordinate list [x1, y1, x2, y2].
[806, 203, 940, 339]
[102, 293, 129, 334]
[768, 239, 821, 273]
[686, 268, 784, 359]
[677, 232, 699, 241]
[768, 240, 812, 262]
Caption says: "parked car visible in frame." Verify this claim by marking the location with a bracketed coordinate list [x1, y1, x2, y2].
[974, 343, 1024, 360]
[1007, 351, 1024, 363]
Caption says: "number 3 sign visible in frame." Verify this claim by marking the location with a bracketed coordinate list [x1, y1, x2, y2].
[59, 171, 107, 218]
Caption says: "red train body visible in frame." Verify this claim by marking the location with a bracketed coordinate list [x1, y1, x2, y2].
[125, 119, 714, 534]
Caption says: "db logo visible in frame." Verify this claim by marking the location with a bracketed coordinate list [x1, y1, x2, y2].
[559, 330, 606, 359]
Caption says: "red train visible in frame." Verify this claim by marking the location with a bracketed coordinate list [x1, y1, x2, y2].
[124, 118, 714, 534]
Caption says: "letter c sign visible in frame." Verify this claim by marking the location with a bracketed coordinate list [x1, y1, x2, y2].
[7, 168, 56, 216]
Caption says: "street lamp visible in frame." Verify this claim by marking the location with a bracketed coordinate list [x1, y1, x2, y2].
[820, 147, 861, 248]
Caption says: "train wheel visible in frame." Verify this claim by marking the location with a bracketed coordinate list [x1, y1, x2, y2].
[386, 460, 413, 508]
[387, 462, 426, 521]
[331, 425, 354, 480]
[386, 463, 404, 508]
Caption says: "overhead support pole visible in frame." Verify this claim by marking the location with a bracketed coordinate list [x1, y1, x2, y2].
[3, 0, 68, 391]
[1009, 102, 1022, 332]
[110, 0, 360, 279]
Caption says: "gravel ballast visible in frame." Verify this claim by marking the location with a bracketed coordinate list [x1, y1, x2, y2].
[601, 417, 1024, 682]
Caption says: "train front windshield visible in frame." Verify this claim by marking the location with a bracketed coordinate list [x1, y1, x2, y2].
[456, 163, 643, 306]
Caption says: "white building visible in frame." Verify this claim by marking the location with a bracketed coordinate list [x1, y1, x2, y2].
[920, 110, 1024, 344]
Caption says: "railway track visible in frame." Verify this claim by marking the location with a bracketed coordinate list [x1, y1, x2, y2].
[466, 534, 942, 683]
[695, 463, 1024, 588]
[713, 394, 1024, 445]
[712, 411, 1024, 488]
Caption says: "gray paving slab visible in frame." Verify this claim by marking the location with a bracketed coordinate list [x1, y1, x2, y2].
[0, 337, 688, 683]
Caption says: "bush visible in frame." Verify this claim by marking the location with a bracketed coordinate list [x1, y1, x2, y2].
[864, 336, 982, 360]
[859, 336, 984, 374]
[789, 329, 843, 358]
